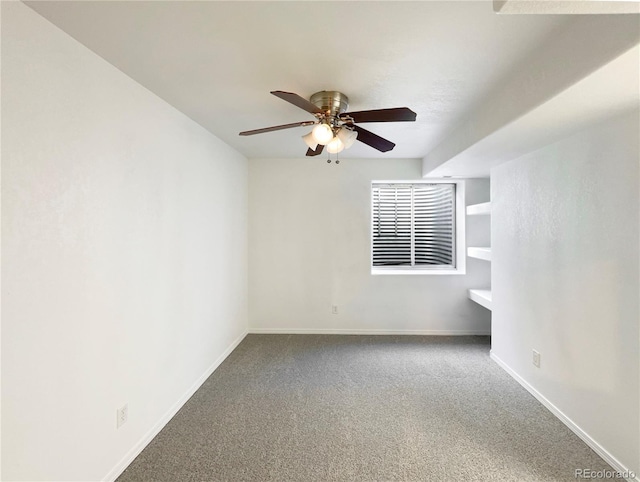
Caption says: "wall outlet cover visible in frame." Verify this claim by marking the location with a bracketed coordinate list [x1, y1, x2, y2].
[533, 350, 541, 368]
[117, 404, 128, 428]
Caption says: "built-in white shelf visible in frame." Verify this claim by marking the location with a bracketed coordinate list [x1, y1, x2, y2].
[466, 202, 491, 216]
[468, 289, 492, 311]
[467, 247, 491, 261]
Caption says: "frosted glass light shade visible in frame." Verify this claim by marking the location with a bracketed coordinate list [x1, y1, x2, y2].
[312, 123, 334, 145]
[327, 137, 345, 154]
[302, 132, 317, 150]
[337, 128, 358, 149]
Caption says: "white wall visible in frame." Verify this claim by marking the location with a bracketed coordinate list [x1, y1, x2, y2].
[249, 158, 491, 334]
[1, 3, 248, 481]
[491, 111, 639, 475]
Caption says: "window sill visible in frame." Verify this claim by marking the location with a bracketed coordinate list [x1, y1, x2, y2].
[371, 268, 466, 276]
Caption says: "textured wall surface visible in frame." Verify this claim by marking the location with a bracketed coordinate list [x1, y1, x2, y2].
[491, 111, 639, 474]
[249, 158, 491, 334]
[2, 3, 248, 480]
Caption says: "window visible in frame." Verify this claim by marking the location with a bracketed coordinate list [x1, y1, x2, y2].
[372, 182, 461, 274]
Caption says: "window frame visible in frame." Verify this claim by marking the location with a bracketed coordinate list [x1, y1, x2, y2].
[370, 179, 466, 276]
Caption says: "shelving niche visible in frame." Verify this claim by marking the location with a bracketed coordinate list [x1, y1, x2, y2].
[467, 202, 492, 311]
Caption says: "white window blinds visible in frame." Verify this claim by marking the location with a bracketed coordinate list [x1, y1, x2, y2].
[372, 183, 455, 268]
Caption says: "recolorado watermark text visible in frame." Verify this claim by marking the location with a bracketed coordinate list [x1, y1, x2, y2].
[575, 468, 636, 479]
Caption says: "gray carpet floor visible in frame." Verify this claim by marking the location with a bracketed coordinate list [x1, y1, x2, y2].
[117, 335, 615, 481]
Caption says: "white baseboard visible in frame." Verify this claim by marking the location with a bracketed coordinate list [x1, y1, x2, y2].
[102, 330, 248, 482]
[490, 351, 639, 482]
[249, 328, 490, 336]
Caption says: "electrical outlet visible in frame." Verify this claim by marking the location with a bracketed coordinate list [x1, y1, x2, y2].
[532, 350, 541, 368]
[117, 404, 128, 428]
[332, 305, 338, 315]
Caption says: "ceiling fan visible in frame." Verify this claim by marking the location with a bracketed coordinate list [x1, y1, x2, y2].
[239, 91, 417, 157]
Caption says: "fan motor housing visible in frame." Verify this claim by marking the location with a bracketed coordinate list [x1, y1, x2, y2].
[310, 91, 349, 117]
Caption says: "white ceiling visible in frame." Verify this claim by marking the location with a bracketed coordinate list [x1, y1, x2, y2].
[427, 44, 640, 177]
[25, 1, 571, 159]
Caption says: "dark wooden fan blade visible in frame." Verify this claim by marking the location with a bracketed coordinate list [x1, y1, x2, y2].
[271, 91, 324, 115]
[306, 145, 324, 157]
[341, 107, 416, 123]
[239, 120, 316, 136]
[352, 125, 395, 152]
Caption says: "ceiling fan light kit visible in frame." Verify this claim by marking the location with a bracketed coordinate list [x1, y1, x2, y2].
[337, 128, 358, 149]
[239, 90, 417, 158]
[311, 123, 334, 145]
[327, 136, 345, 154]
[302, 132, 318, 150]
